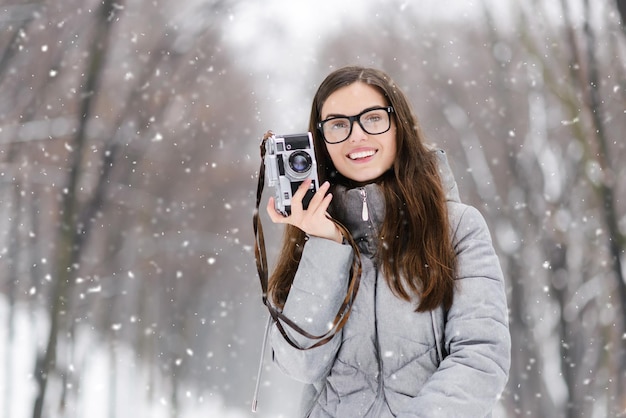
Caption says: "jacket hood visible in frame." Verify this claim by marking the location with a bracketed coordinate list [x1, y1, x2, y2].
[331, 149, 459, 254]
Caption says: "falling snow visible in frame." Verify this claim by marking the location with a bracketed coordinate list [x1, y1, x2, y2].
[0, 0, 624, 417]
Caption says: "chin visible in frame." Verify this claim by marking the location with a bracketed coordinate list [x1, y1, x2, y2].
[345, 173, 383, 185]
[337, 167, 391, 185]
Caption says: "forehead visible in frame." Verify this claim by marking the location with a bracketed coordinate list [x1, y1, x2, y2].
[321, 82, 386, 118]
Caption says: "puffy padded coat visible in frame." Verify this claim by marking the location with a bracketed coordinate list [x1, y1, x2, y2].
[270, 150, 511, 417]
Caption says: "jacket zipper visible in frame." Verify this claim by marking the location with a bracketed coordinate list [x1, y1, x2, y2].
[360, 188, 369, 221]
[368, 260, 386, 417]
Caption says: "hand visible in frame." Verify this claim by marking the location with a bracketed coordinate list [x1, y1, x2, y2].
[266, 180, 343, 243]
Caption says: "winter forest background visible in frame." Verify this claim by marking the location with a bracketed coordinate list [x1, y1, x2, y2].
[0, 0, 625, 417]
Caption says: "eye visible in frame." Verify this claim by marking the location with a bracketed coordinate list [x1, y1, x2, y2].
[363, 111, 384, 123]
[327, 118, 349, 130]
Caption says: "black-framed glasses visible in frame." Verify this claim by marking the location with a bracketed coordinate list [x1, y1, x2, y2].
[317, 106, 394, 144]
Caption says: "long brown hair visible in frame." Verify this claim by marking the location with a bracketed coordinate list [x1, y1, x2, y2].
[269, 66, 456, 312]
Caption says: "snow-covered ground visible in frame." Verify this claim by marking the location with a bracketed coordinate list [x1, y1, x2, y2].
[0, 299, 253, 418]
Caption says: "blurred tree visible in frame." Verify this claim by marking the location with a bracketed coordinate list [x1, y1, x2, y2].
[617, 0, 626, 31]
[32, 0, 122, 416]
[0, 0, 260, 415]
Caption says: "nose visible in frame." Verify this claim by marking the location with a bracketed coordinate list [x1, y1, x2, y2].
[348, 120, 367, 142]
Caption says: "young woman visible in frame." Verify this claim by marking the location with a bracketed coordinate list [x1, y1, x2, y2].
[266, 66, 511, 417]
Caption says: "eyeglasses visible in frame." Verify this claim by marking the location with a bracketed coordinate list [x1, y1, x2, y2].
[317, 106, 394, 144]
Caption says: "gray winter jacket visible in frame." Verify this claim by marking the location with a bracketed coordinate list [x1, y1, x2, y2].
[270, 150, 511, 417]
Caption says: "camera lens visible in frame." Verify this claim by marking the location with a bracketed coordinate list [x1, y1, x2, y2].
[289, 151, 312, 173]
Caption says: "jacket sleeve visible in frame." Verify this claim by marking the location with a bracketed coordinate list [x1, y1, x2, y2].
[397, 204, 511, 418]
[269, 235, 354, 384]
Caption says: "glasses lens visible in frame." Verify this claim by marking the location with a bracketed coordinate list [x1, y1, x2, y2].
[359, 108, 390, 135]
[289, 151, 312, 173]
[322, 118, 351, 144]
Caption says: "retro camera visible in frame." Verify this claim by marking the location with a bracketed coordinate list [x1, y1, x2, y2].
[264, 132, 319, 216]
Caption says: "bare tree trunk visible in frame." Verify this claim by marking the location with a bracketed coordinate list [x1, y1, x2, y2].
[2, 82, 37, 418]
[547, 241, 585, 418]
[32, 1, 121, 417]
[108, 337, 118, 418]
[617, 0, 626, 32]
[581, 1, 626, 411]
[3, 173, 20, 418]
[170, 357, 179, 418]
[0, 3, 42, 80]
[476, 5, 563, 416]
[552, 0, 626, 413]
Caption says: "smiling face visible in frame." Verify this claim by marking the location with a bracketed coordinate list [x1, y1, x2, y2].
[320, 82, 397, 183]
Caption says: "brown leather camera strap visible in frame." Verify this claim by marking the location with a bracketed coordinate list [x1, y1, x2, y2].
[253, 131, 362, 350]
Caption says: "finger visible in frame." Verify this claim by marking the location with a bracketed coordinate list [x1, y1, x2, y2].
[311, 191, 333, 217]
[291, 179, 312, 202]
[288, 179, 312, 213]
[305, 181, 330, 212]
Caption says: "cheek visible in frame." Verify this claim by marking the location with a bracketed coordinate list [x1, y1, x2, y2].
[382, 132, 398, 170]
[326, 145, 343, 166]
[384, 130, 398, 156]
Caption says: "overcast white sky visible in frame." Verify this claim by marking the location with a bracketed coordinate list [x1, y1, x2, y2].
[226, 0, 518, 47]
[223, 0, 518, 135]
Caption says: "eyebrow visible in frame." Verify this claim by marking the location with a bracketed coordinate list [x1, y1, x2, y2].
[322, 105, 386, 120]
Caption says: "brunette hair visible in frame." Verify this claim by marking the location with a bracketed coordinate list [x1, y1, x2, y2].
[269, 66, 456, 312]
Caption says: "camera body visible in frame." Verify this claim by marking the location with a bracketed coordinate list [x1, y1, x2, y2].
[264, 132, 319, 216]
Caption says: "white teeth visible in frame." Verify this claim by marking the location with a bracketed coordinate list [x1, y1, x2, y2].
[348, 150, 376, 160]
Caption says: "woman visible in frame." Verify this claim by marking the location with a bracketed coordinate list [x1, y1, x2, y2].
[266, 66, 510, 417]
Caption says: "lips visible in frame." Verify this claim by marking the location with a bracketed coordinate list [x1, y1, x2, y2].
[348, 149, 377, 160]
